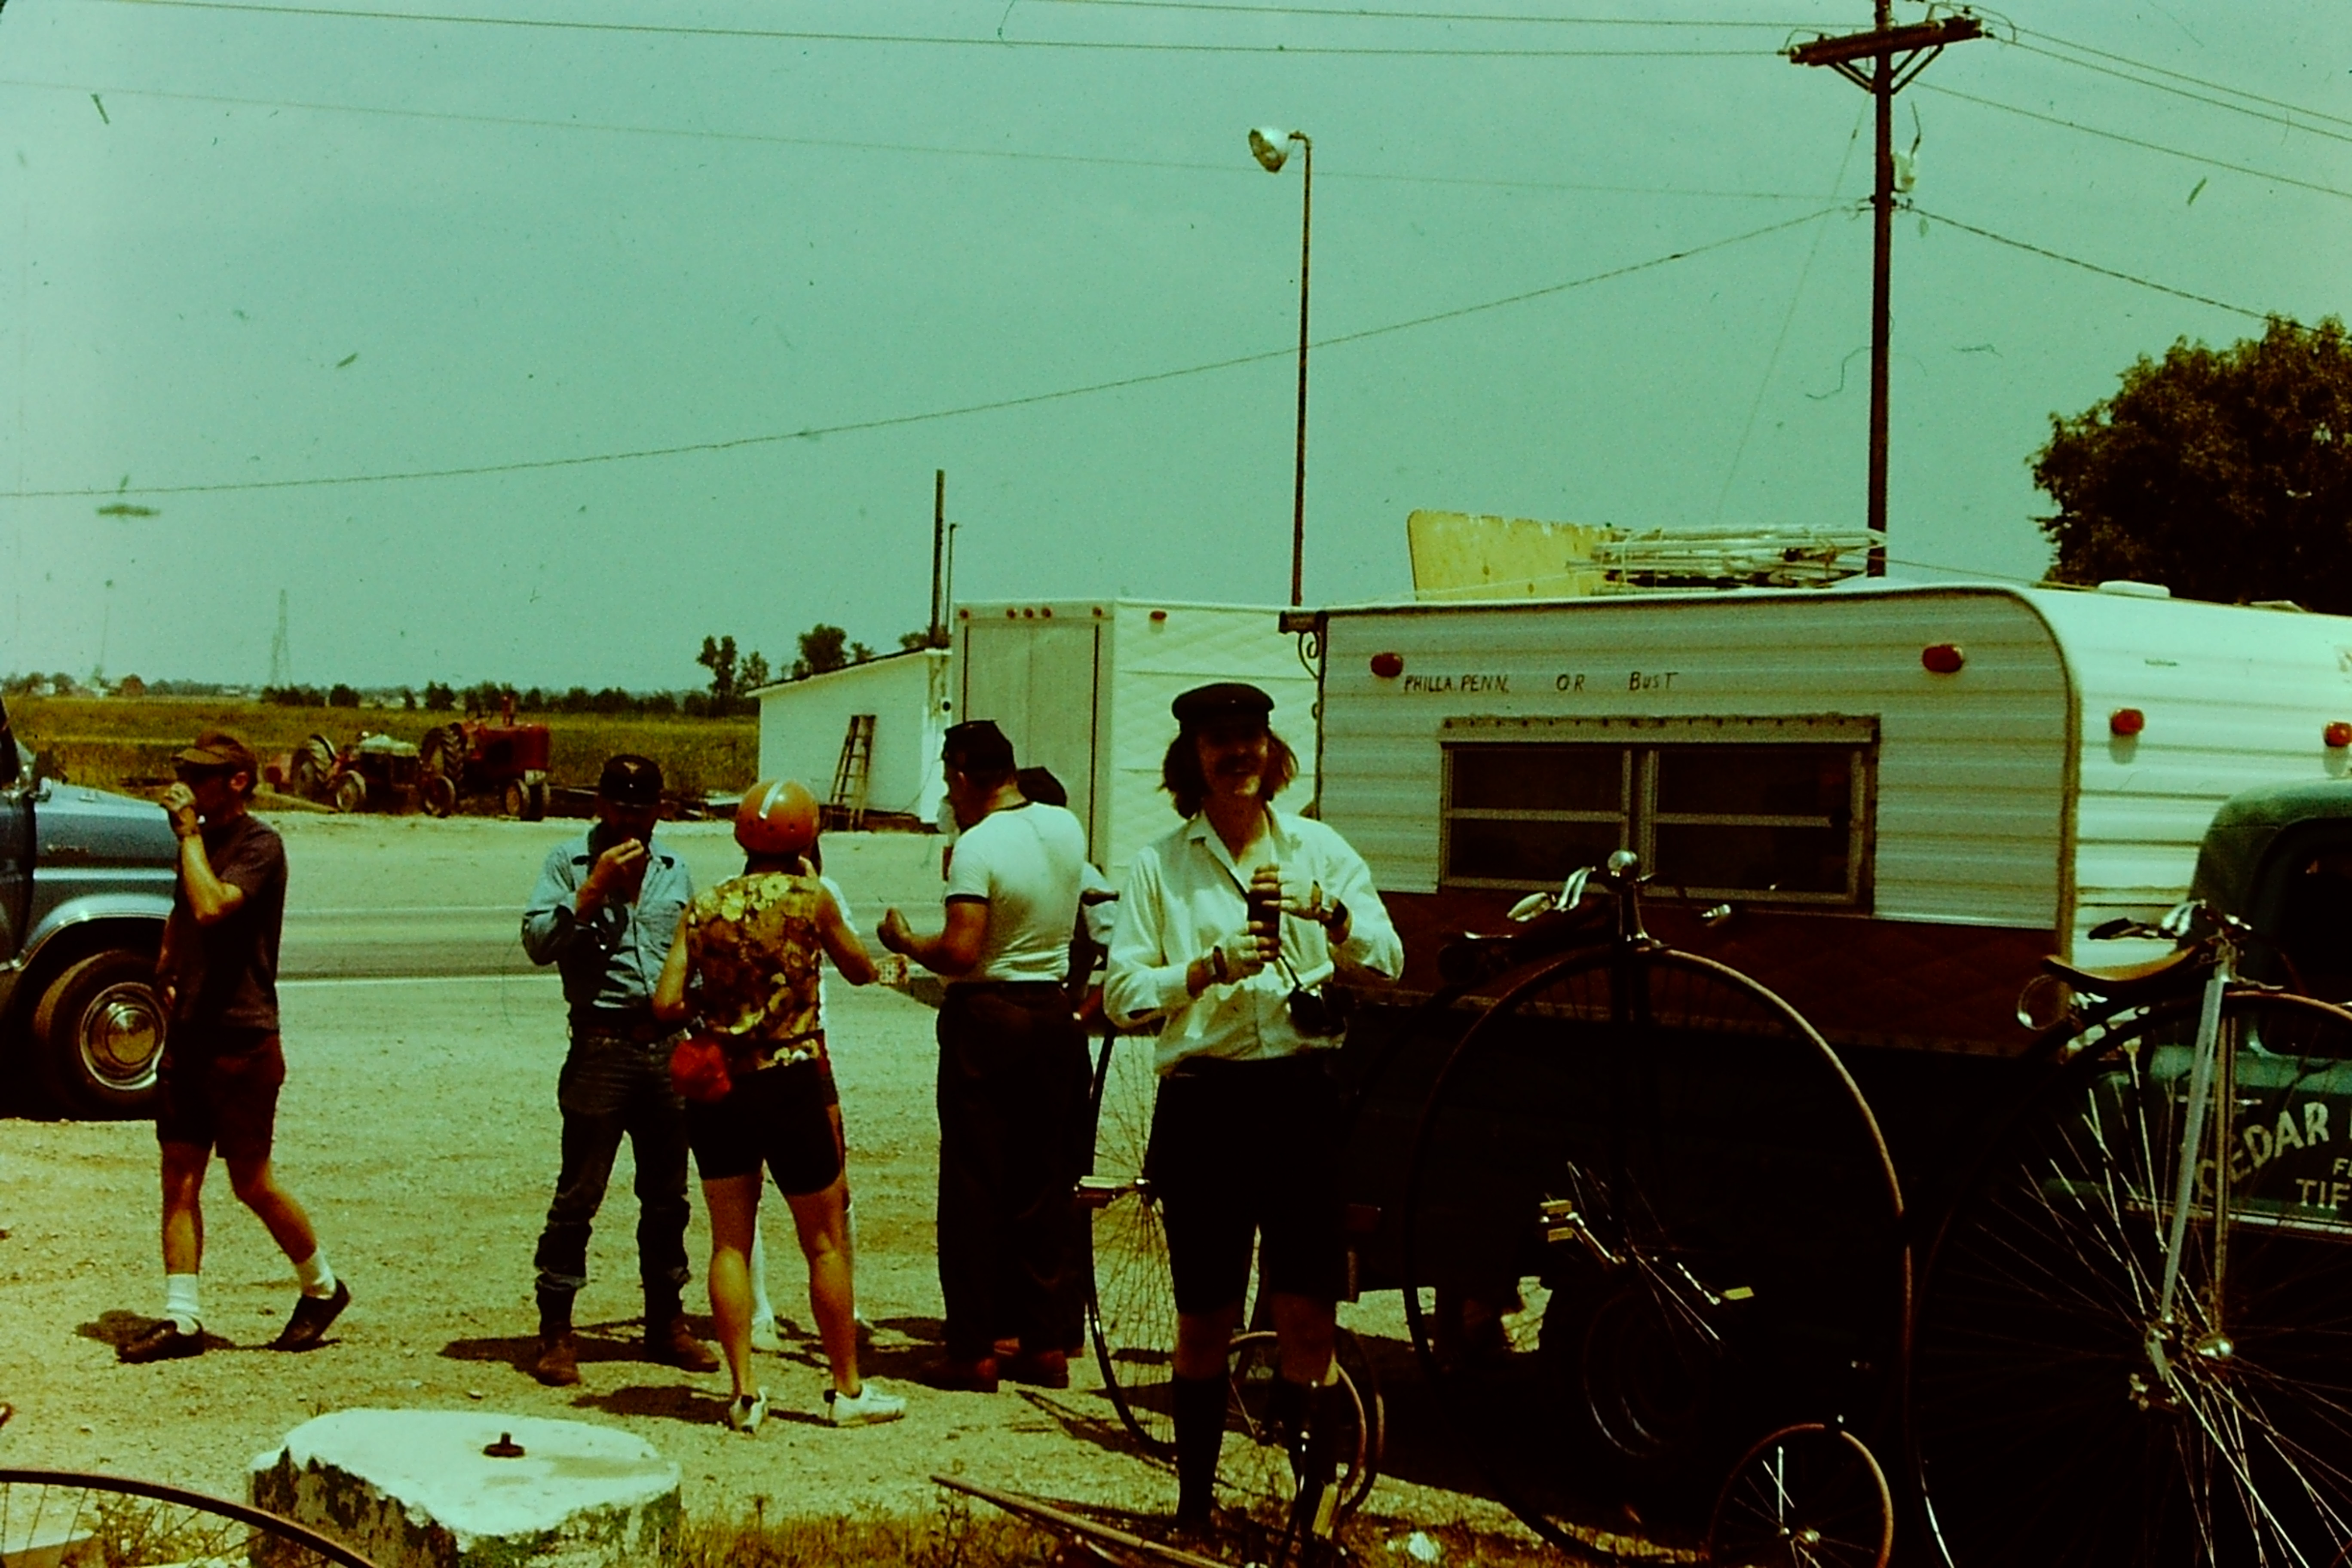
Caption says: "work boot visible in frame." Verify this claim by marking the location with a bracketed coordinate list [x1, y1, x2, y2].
[1002, 1347, 1070, 1389]
[532, 1289, 581, 1387]
[532, 1332, 581, 1387]
[645, 1314, 720, 1372]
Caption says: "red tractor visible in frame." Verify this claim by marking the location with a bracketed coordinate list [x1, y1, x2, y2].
[418, 714, 552, 820]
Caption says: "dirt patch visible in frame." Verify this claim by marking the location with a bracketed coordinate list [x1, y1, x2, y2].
[0, 815, 1524, 1547]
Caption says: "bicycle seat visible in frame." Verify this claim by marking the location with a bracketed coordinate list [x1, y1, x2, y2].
[2041, 943, 2211, 1002]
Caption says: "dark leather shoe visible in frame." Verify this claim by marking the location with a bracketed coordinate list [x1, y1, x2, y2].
[119, 1320, 205, 1363]
[532, 1331, 581, 1387]
[1002, 1348, 1070, 1389]
[645, 1315, 720, 1372]
[271, 1281, 352, 1352]
[916, 1355, 1000, 1393]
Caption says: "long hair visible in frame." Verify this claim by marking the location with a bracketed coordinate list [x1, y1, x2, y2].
[1161, 728, 1298, 819]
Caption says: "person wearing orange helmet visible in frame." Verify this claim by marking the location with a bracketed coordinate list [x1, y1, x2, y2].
[651, 779, 905, 1431]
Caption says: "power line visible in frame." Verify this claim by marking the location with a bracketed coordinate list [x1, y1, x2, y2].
[11, 206, 1837, 500]
[1029, 0, 1811, 28]
[2004, 38, 2352, 148]
[0, 76, 1827, 201]
[1920, 83, 2352, 204]
[1911, 206, 2294, 324]
[87, 0, 1770, 55]
[2014, 25, 2352, 133]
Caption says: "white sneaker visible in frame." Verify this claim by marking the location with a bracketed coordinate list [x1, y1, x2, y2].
[725, 1389, 769, 1436]
[825, 1382, 906, 1427]
[749, 1315, 783, 1354]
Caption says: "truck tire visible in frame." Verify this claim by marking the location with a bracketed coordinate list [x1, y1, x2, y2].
[32, 950, 168, 1117]
[332, 773, 367, 814]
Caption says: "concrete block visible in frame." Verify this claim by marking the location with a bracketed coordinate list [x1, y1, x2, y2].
[251, 1409, 681, 1568]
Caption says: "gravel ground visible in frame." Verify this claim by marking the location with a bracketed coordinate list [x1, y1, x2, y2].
[0, 815, 1521, 1544]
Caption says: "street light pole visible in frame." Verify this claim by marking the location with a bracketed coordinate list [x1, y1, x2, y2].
[1251, 126, 1313, 607]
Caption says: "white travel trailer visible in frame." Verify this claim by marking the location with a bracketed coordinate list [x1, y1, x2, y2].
[1308, 582, 2352, 1056]
[954, 600, 1318, 876]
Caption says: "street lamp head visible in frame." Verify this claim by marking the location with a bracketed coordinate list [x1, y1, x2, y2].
[1248, 126, 1293, 173]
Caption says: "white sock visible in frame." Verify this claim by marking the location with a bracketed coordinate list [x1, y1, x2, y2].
[293, 1248, 337, 1299]
[164, 1274, 201, 1335]
[748, 1228, 775, 1324]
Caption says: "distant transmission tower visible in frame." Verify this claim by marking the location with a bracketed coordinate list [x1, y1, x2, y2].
[268, 590, 292, 686]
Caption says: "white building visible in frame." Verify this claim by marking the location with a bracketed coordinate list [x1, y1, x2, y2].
[750, 649, 951, 826]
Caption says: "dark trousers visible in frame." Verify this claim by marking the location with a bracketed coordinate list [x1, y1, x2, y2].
[936, 982, 1090, 1362]
[533, 1028, 692, 1315]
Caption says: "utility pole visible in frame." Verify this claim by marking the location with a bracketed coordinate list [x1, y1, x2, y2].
[1790, 7, 1982, 576]
[929, 469, 947, 646]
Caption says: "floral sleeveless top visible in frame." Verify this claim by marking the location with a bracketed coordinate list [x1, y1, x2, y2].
[682, 872, 830, 1058]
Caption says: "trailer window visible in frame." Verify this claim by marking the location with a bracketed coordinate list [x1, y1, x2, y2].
[1441, 727, 1872, 906]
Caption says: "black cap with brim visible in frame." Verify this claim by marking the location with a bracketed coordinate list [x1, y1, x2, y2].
[597, 753, 664, 807]
[1171, 683, 1274, 729]
[173, 731, 259, 776]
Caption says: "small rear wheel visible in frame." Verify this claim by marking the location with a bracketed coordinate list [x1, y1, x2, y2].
[31, 949, 166, 1117]
[1222, 1329, 1375, 1531]
[1706, 1424, 1892, 1568]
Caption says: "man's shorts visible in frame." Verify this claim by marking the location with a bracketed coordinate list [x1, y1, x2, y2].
[687, 1058, 842, 1196]
[154, 1026, 285, 1162]
[1149, 1051, 1348, 1315]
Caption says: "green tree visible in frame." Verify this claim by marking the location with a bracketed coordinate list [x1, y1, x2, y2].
[741, 651, 772, 692]
[898, 628, 942, 652]
[2036, 317, 2352, 609]
[423, 682, 456, 712]
[791, 624, 850, 681]
[328, 683, 361, 708]
[697, 635, 740, 707]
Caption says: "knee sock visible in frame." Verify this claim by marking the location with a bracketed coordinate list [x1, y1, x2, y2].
[164, 1274, 201, 1335]
[293, 1248, 337, 1300]
[1172, 1373, 1228, 1522]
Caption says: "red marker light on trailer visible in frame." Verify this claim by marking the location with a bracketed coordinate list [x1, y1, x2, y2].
[1921, 643, 1965, 674]
[1370, 652, 1405, 679]
[2110, 708, 2146, 737]
[2327, 722, 2352, 749]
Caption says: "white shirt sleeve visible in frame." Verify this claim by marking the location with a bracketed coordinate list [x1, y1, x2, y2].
[1105, 848, 1190, 1028]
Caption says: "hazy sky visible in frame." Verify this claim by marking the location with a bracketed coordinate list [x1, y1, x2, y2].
[2, 0, 2345, 689]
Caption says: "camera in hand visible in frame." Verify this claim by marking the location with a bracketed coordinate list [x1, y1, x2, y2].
[1287, 981, 1353, 1038]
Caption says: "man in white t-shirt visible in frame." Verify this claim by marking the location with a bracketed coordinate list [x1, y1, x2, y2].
[879, 720, 1090, 1392]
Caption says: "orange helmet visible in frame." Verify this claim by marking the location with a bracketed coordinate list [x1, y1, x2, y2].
[735, 779, 819, 858]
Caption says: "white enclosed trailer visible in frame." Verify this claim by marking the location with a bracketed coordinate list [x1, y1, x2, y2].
[1311, 582, 2352, 1056]
[954, 600, 1318, 875]
[751, 649, 952, 825]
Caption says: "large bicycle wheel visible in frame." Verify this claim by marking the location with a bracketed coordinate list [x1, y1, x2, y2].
[0, 1467, 380, 1568]
[1085, 1032, 1178, 1458]
[1911, 990, 2352, 1567]
[1402, 946, 1908, 1561]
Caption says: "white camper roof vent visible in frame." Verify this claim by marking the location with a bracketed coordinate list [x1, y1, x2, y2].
[2095, 580, 2172, 599]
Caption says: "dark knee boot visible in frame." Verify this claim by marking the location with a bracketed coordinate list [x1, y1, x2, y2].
[1172, 1373, 1228, 1527]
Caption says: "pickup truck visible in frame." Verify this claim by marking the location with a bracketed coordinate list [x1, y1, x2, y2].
[0, 692, 177, 1115]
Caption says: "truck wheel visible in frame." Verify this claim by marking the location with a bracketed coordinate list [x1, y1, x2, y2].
[502, 780, 527, 818]
[332, 774, 367, 814]
[31, 950, 167, 1117]
[421, 774, 457, 818]
[523, 781, 548, 822]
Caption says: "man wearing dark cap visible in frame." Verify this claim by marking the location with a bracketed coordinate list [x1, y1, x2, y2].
[521, 753, 717, 1385]
[1105, 683, 1402, 1532]
[879, 720, 1090, 1391]
[121, 730, 349, 1363]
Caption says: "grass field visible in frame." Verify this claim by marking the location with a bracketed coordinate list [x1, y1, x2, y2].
[7, 696, 761, 799]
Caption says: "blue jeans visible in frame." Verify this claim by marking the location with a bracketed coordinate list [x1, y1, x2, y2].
[533, 1029, 692, 1312]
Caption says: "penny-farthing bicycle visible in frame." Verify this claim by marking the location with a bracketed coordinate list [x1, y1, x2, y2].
[1401, 853, 1910, 1567]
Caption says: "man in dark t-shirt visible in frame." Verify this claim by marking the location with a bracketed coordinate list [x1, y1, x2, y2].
[118, 730, 350, 1363]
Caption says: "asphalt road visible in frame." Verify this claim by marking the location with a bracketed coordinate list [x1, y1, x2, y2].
[274, 815, 949, 981]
